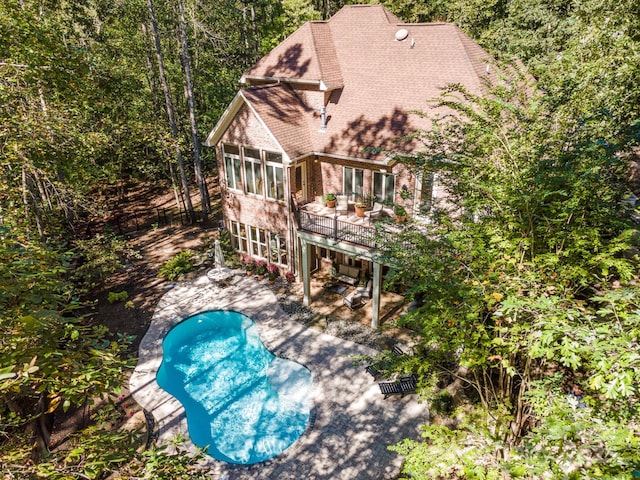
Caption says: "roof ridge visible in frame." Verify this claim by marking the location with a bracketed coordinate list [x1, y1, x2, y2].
[309, 22, 344, 90]
[452, 26, 492, 85]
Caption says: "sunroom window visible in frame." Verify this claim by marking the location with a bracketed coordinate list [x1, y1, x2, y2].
[265, 152, 284, 201]
[243, 147, 262, 195]
[222, 144, 241, 191]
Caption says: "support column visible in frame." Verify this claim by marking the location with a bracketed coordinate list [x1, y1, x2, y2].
[371, 260, 382, 328]
[301, 238, 311, 306]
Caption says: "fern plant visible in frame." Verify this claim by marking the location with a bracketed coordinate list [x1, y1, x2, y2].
[159, 250, 195, 280]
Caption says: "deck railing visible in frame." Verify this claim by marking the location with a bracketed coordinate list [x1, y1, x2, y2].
[296, 208, 398, 249]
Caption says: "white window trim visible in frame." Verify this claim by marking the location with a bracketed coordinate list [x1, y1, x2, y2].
[222, 146, 242, 191]
[373, 171, 396, 204]
[243, 147, 263, 196]
[265, 152, 284, 201]
[343, 167, 364, 202]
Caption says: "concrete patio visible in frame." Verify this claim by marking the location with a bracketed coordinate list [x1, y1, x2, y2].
[130, 272, 427, 479]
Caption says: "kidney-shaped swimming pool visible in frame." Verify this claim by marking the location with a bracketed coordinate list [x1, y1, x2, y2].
[156, 310, 312, 464]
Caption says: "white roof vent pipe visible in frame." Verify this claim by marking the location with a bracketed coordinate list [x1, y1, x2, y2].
[395, 28, 409, 41]
[320, 106, 327, 132]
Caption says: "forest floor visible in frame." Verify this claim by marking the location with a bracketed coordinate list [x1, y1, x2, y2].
[50, 180, 225, 450]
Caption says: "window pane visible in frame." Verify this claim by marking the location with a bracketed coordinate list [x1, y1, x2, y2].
[244, 161, 254, 194]
[233, 158, 241, 190]
[385, 175, 395, 203]
[420, 173, 434, 213]
[245, 147, 259, 159]
[266, 152, 282, 163]
[343, 167, 353, 196]
[223, 144, 239, 155]
[373, 173, 382, 199]
[225, 156, 234, 188]
[254, 162, 263, 194]
[275, 166, 283, 200]
[355, 170, 364, 199]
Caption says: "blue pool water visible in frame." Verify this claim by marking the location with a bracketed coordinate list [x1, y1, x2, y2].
[156, 310, 312, 464]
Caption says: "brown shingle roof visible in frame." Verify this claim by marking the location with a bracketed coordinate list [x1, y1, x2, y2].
[242, 84, 314, 160]
[235, 5, 495, 162]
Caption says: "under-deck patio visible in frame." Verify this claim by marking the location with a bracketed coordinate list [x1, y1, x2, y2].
[291, 270, 406, 327]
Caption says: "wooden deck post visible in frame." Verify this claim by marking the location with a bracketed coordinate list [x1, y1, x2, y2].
[371, 261, 382, 328]
[301, 239, 311, 306]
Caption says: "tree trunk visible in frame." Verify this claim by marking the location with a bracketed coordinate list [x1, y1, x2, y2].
[178, 0, 208, 222]
[22, 166, 44, 240]
[146, 0, 194, 223]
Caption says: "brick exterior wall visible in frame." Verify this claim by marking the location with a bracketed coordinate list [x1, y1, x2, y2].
[221, 104, 280, 152]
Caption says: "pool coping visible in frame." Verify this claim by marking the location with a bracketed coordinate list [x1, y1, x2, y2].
[130, 272, 427, 479]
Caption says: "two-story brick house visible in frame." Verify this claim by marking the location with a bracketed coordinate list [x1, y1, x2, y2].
[205, 5, 494, 327]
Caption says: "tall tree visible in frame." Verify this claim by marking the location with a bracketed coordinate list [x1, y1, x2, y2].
[178, 0, 209, 221]
[385, 66, 640, 478]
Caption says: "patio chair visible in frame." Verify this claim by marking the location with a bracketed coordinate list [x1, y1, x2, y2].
[336, 195, 349, 215]
[378, 374, 418, 399]
[378, 380, 403, 399]
[399, 374, 418, 394]
[365, 364, 381, 378]
[392, 345, 406, 356]
[365, 202, 383, 223]
[343, 291, 363, 310]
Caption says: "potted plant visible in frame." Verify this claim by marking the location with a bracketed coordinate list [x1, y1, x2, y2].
[354, 201, 367, 217]
[267, 263, 279, 284]
[243, 255, 255, 275]
[325, 193, 336, 208]
[394, 204, 407, 223]
[285, 271, 295, 283]
[255, 259, 267, 279]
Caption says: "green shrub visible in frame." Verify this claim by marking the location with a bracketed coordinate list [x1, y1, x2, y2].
[430, 391, 454, 416]
[71, 233, 140, 289]
[159, 250, 194, 280]
[107, 291, 129, 303]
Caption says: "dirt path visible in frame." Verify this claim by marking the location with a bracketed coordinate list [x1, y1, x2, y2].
[93, 181, 223, 352]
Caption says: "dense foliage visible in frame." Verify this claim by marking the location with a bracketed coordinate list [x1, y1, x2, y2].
[383, 30, 640, 480]
[370, 1, 640, 477]
[1, 0, 639, 477]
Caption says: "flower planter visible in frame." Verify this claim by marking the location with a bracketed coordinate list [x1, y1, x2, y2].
[355, 205, 366, 217]
[326, 200, 336, 208]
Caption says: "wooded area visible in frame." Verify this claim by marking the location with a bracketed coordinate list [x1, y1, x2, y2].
[1, 0, 639, 478]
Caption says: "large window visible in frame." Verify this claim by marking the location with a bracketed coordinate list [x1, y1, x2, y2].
[373, 172, 395, 204]
[229, 221, 248, 253]
[230, 221, 288, 265]
[248, 226, 267, 257]
[265, 152, 284, 201]
[343, 167, 364, 202]
[222, 144, 241, 191]
[230, 221, 287, 262]
[243, 147, 262, 195]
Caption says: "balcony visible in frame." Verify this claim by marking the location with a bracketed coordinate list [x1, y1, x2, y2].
[294, 200, 402, 249]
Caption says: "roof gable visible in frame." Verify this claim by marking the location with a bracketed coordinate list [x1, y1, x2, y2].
[242, 22, 343, 90]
